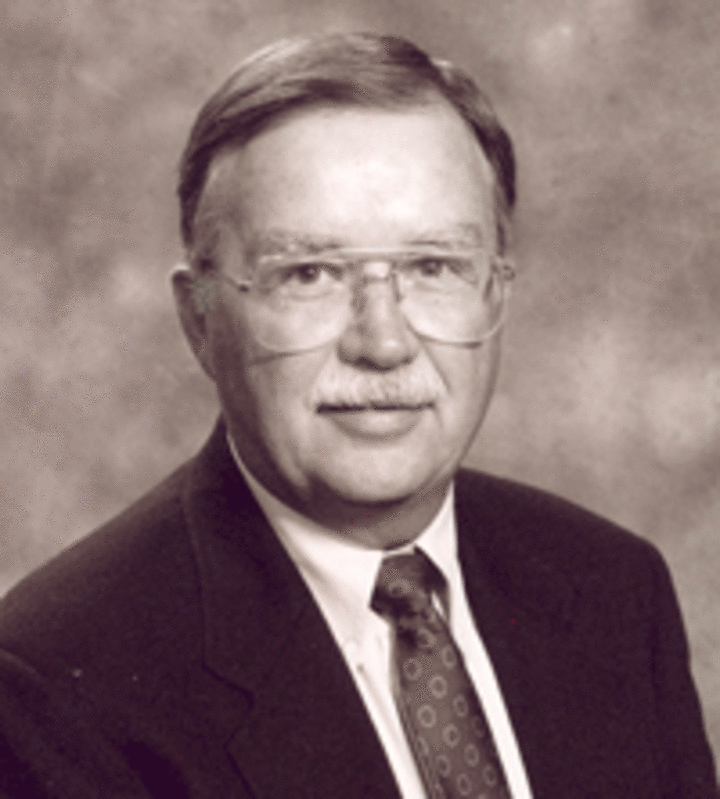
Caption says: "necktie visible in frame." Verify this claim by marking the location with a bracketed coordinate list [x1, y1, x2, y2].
[371, 549, 512, 799]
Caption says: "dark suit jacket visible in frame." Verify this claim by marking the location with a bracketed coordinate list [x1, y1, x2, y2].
[0, 422, 716, 798]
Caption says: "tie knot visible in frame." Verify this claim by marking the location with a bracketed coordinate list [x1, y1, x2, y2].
[371, 550, 443, 620]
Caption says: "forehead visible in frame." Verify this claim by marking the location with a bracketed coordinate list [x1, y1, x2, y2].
[197, 102, 496, 252]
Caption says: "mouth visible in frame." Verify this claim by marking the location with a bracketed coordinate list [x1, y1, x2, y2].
[318, 402, 433, 412]
[317, 402, 433, 439]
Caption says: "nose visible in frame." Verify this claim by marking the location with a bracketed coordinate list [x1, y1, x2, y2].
[336, 269, 421, 369]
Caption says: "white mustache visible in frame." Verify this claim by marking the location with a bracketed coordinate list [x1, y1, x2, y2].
[311, 363, 445, 408]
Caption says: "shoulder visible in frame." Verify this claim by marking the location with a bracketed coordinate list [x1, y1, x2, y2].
[0, 459, 198, 678]
[454, 469, 692, 696]
[454, 467, 672, 597]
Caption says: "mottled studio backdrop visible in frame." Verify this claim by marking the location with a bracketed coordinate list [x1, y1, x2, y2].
[2, 0, 719, 766]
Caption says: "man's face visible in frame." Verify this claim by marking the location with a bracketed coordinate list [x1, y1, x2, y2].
[176, 102, 503, 540]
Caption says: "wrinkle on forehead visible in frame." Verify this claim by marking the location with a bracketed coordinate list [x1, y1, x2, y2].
[247, 223, 490, 257]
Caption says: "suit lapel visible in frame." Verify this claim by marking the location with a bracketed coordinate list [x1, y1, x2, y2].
[182, 423, 401, 799]
[454, 469, 580, 798]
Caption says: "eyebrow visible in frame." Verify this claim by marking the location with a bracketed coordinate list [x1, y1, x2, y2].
[251, 231, 345, 258]
[253, 224, 487, 257]
[406, 224, 487, 249]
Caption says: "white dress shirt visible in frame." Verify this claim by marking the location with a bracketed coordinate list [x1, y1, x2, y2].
[230, 443, 533, 799]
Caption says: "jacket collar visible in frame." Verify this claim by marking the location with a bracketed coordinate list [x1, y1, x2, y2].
[181, 420, 401, 798]
[182, 420, 309, 688]
[455, 467, 579, 632]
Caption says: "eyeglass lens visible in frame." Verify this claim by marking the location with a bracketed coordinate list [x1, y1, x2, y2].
[225, 253, 511, 353]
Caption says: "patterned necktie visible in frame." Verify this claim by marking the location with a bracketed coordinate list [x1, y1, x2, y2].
[371, 549, 512, 799]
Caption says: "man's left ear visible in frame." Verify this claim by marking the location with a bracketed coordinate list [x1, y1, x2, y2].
[171, 263, 216, 379]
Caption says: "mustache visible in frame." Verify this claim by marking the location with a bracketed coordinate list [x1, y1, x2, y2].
[311, 363, 445, 409]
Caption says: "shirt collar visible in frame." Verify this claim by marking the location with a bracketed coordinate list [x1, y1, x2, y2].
[227, 434, 458, 645]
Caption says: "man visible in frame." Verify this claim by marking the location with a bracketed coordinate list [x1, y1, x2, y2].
[0, 32, 716, 799]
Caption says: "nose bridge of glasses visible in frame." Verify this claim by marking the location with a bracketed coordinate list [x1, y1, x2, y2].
[349, 255, 403, 302]
[340, 257, 423, 363]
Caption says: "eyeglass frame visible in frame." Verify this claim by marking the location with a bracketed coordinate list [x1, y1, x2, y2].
[207, 246, 516, 351]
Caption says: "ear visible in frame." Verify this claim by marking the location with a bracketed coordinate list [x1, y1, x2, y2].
[171, 263, 216, 379]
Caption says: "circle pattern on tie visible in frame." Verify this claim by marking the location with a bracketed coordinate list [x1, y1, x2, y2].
[464, 743, 480, 767]
[472, 716, 488, 739]
[456, 773, 472, 795]
[453, 695, 469, 717]
[404, 658, 423, 681]
[437, 754, 451, 777]
[418, 705, 437, 728]
[483, 765, 498, 787]
[429, 675, 448, 698]
[441, 645, 457, 669]
[442, 723, 461, 748]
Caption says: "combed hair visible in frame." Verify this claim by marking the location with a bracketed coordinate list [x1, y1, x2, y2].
[178, 32, 516, 254]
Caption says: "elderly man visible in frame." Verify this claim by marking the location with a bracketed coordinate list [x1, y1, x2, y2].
[0, 32, 716, 799]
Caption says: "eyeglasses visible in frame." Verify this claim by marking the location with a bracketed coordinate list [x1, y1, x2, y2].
[215, 247, 515, 353]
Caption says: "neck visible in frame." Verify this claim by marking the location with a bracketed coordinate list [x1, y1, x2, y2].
[295, 480, 451, 550]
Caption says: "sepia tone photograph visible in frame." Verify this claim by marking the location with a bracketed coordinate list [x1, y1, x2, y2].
[1, 0, 719, 795]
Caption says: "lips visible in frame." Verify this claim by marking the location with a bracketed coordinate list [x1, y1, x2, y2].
[317, 402, 432, 439]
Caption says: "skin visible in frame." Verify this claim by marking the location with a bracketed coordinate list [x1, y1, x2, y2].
[173, 102, 504, 548]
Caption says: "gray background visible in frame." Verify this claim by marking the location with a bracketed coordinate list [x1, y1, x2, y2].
[2, 0, 719, 769]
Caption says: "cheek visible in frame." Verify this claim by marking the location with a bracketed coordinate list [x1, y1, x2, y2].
[430, 342, 501, 433]
[237, 352, 329, 439]
[434, 341, 498, 398]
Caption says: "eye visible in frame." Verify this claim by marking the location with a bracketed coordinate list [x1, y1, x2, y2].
[283, 261, 343, 283]
[406, 256, 476, 283]
[267, 259, 346, 298]
[286, 263, 324, 284]
[411, 257, 448, 277]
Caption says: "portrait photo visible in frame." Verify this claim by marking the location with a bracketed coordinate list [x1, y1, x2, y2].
[1, 1, 718, 795]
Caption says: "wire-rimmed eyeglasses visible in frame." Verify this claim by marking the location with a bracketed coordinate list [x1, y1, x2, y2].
[214, 246, 515, 353]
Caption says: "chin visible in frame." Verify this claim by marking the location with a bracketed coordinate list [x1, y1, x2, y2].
[311, 461, 446, 508]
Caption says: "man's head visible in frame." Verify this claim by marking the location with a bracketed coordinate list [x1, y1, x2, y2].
[173, 33, 516, 547]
